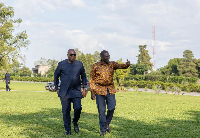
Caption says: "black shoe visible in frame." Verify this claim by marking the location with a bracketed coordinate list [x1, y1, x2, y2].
[65, 131, 71, 135]
[107, 124, 111, 133]
[73, 122, 79, 133]
[100, 131, 106, 136]
[9, 89, 11, 91]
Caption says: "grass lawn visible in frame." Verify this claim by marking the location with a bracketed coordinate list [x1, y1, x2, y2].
[0, 81, 200, 137]
[0, 81, 49, 92]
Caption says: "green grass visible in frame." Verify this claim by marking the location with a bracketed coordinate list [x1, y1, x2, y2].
[0, 81, 48, 91]
[0, 81, 200, 137]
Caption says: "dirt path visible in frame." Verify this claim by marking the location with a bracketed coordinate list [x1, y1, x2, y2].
[128, 88, 200, 96]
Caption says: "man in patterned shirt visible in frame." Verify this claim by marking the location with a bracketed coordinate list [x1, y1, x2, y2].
[90, 50, 130, 136]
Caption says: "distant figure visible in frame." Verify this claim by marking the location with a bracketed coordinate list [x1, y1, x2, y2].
[3, 71, 11, 91]
[90, 50, 130, 136]
[54, 49, 87, 135]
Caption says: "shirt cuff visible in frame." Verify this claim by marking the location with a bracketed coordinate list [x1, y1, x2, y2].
[82, 85, 87, 88]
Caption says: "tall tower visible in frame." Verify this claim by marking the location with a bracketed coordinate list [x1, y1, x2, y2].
[152, 26, 156, 71]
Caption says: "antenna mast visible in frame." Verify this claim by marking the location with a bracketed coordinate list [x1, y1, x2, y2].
[152, 26, 156, 71]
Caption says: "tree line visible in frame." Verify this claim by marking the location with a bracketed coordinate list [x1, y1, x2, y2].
[151, 50, 200, 78]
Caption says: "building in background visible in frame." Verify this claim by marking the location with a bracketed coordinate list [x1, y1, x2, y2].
[32, 65, 49, 77]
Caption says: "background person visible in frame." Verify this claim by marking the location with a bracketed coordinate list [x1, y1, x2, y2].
[54, 49, 87, 135]
[90, 50, 130, 136]
[3, 71, 11, 91]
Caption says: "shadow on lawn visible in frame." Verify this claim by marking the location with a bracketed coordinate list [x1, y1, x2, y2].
[1, 109, 200, 137]
[0, 87, 5, 90]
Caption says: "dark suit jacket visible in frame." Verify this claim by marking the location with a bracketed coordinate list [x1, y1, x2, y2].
[4, 73, 10, 84]
[54, 59, 87, 99]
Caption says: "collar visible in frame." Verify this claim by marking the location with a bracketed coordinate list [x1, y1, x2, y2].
[100, 61, 110, 65]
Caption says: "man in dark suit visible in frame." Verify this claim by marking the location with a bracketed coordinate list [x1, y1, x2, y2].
[54, 49, 87, 135]
[3, 71, 11, 91]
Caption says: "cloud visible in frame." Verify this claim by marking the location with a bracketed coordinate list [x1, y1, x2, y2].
[20, 19, 181, 69]
[4, 0, 86, 19]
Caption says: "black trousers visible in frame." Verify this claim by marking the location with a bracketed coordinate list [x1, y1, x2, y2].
[96, 90, 116, 132]
[6, 82, 10, 91]
[60, 97, 82, 132]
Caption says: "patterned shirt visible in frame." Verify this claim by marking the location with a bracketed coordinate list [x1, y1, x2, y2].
[90, 61, 129, 95]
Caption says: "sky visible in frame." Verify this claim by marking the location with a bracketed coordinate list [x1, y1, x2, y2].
[2, 0, 200, 70]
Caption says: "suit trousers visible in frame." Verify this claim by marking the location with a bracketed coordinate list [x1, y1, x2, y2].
[95, 90, 116, 132]
[6, 82, 10, 91]
[60, 97, 82, 132]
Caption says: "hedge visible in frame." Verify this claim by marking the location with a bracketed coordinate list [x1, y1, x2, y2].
[125, 75, 199, 84]
[0, 76, 54, 82]
[122, 80, 200, 92]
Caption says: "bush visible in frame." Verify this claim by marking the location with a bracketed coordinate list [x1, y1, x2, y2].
[8, 76, 54, 82]
[124, 75, 198, 84]
[122, 80, 200, 92]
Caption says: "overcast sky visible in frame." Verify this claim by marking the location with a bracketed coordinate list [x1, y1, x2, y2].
[2, 0, 200, 70]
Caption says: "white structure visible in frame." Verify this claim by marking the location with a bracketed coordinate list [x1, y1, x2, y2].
[32, 65, 49, 76]
[152, 26, 156, 71]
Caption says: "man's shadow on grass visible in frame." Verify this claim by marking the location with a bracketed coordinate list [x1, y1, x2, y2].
[1, 108, 200, 137]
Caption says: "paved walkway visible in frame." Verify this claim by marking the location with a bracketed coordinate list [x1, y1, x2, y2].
[128, 88, 200, 96]
[1, 88, 200, 96]
[0, 90, 47, 92]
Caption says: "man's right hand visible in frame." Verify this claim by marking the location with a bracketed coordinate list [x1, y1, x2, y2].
[91, 91, 96, 100]
[56, 90, 59, 94]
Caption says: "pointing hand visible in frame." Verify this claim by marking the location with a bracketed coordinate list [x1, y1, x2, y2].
[126, 59, 130, 66]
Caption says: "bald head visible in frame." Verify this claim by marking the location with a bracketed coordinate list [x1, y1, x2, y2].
[100, 50, 109, 57]
[67, 49, 76, 63]
[100, 50, 110, 64]
[68, 49, 75, 54]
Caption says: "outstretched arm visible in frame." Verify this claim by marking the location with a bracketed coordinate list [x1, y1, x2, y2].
[113, 59, 130, 70]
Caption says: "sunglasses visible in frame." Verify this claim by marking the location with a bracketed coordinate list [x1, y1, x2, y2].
[70, 54, 76, 56]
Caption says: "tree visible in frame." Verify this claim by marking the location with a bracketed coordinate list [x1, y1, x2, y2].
[74, 48, 82, 57]
[77, 52, 96, 75]
[193, 58, 200, 78]
[76, 50, 98, 77]
[114, 58, 130, 86]
[136, 63, 148, 75]
[156, 65, 171, 76]
[34, 57, 48, 66]
[12, 62, 23, 73]
[84, 53, 96, 75]
[129, 63, 148, 75]
[46, 59, 58, 77]
[137, 45, 153, 71]
[129, 64, 137, 75]
[168, 58, 182, 76]
[183, 50, 194, 62]
[179, 50, 198, 77]
[18, 66, 31, 74]
[0, 3, 29, 70]
[47, 59, 58, 71]
[157, 58, 182, 76]
[93, 51, 100, 62]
